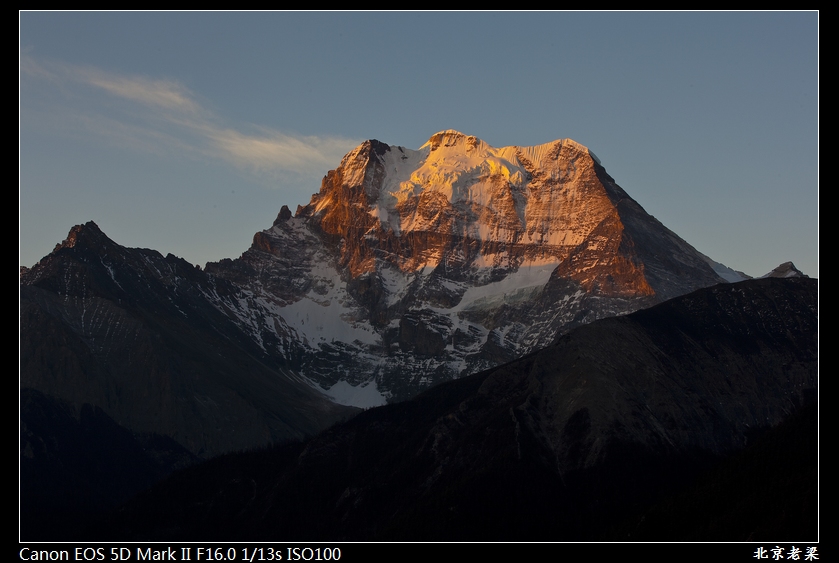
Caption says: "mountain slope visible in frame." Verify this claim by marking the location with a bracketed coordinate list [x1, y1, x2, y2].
[20, 222, 359, 539]
[21, 222, 356, 457]
[99, 277, 818, 541]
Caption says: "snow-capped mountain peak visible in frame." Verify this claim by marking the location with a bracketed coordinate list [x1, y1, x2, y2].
[205, 132, 729, 404]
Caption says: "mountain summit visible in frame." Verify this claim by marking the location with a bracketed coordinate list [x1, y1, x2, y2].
[206, 131, 727, 403]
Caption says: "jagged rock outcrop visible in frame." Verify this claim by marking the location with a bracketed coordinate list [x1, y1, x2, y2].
[208, 130, 727, 403]
[764, 261, 808, 278]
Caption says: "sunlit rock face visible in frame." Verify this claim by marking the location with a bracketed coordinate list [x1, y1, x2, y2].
[207, 131, 726, 404]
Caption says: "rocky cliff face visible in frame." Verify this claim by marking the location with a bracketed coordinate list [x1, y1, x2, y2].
[208, 130, 726, 403]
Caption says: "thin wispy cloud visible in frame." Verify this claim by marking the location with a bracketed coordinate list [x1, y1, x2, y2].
[84, 74, 200, 114]
[20, 55, 360, 180]
[206, 127, 355, 172]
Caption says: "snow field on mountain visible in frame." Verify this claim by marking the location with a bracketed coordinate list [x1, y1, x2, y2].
[322, 378, 387, 408]
[281, 264, 380, 348]
[451, 262, 558, 313]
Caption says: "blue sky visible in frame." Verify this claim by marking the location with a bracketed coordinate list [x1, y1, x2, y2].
[20, 12, 818, 278]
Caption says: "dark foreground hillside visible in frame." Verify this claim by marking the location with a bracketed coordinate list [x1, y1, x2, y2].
[97, 277, 817, 541]
[19, 222, 358, 540]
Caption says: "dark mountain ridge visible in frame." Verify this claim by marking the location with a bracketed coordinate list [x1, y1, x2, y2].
[97, 276, 818, 541]
[21, 221, 356, 457]
[20, 222, 357, 540]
